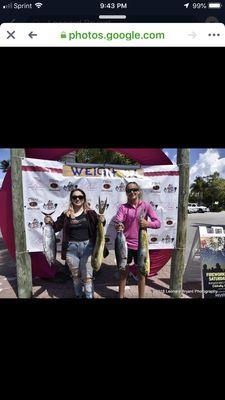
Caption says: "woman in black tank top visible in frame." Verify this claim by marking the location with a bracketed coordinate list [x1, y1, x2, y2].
[44, 188, 106, 299]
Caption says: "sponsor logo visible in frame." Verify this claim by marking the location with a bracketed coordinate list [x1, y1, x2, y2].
[103, 183, 111, 190]
[43, 200, 58, 211]
[150, 182, 161, 193]
[162, 235, 175, 244]
[27, 197, 39, 209]
[149, 235, 158, 243]
[102, 180, 112, 191]
[49, 180, 60, 191]
[28, 219, 43, 229]
[115, 182, 126, 192]
[63, 182, 78, 191]
[165, 218, 175, 227]
[164, 184, 177, 193]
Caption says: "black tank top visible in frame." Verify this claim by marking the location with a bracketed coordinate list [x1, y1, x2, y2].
[68, 212, 89, 242]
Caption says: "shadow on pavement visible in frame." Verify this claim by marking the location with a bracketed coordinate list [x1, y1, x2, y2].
[32, 260, 74, 298]
[32, 277, 74, 298]
[93, 261, 144, 298]
[145, 278, 172, 297]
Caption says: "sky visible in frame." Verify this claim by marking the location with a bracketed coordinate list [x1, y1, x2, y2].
[1, 148, 225, 188]
[164, 148, 225, 183]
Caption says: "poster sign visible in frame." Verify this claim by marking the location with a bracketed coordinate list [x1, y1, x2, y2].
[21, 158, 179, 252]
[199, 225, 225, 298]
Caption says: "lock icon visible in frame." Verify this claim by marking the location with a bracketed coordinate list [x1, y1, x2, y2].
[61, 31, 67, 39]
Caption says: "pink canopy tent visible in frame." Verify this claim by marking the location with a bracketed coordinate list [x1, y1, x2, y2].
[0, 148, 173, 278]
[25, 148, 172, 166]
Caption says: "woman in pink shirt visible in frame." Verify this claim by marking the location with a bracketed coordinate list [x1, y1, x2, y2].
[115, 182, 161, 298]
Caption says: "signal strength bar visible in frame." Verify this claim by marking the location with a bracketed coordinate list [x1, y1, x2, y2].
[2, 3, 13, 9]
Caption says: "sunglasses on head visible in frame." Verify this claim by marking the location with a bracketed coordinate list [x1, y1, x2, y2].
[72, 195, 84, 200]
[126, 188, 139, 193]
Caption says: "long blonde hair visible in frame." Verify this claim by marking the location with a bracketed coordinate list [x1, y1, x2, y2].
[65, 188, 91, 217]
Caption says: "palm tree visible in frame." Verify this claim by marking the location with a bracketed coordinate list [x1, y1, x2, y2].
[190, 176, 208, 204]
[0, 160, 10, 173]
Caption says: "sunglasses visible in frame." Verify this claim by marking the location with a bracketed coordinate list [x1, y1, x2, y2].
[126, 188, 139, 193]
[72, 195, 84, 200]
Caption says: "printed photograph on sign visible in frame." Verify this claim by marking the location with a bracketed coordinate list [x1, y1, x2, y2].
[199, 225, 225, 298]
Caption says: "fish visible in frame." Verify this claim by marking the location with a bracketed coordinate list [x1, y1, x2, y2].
[91, 197, 107, 272]
[137, 209, 150, 276]
[98, 196, 108, 214]
[115, 230, 128, 271]
[43, 224, 56, 266]
[91, 220, 105, 272]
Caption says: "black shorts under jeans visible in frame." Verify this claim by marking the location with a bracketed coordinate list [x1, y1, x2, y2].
[127, 249, 138, 265]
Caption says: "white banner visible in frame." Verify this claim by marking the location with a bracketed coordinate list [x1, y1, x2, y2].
[21, 158, 179, 252]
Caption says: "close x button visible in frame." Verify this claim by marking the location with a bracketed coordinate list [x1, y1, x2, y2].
[7, 31, 15, 39]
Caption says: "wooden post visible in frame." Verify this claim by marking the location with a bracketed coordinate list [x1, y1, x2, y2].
[170, 149, 190, 298]
[10, 149, 32, 298]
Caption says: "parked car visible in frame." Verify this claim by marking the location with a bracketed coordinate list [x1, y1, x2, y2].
[188, 203, 210, 213]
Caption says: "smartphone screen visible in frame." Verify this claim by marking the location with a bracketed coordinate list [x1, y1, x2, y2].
[1, 1, 224, 46]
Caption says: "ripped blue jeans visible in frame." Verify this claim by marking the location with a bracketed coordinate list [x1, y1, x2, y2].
[66, 240, 94, 299]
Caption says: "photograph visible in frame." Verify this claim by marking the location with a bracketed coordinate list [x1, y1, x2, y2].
[1, 147, 225, 299]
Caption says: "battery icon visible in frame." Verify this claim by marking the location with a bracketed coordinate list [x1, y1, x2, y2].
[208, 2, 222, 8]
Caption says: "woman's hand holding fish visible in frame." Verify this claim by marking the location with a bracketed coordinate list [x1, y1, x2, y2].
[44, 216, 54, 225]
[98, 214, 105, 223]
[140, 218, 149, 229]
[115, 222, 124, 232]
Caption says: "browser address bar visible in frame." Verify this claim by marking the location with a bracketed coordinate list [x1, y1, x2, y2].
[0, 23, 224, 47]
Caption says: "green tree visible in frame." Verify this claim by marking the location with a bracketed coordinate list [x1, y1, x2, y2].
[0, 160, 10, 173]
[74, 149, 139, 165]
[204, 173, 225, 211]
[189, 172, 225, 211]
[189, 176, 208, 204]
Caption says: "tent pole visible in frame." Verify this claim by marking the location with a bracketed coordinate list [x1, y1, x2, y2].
[170, 149, 190, 298]
[11, 149, 33, 298]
